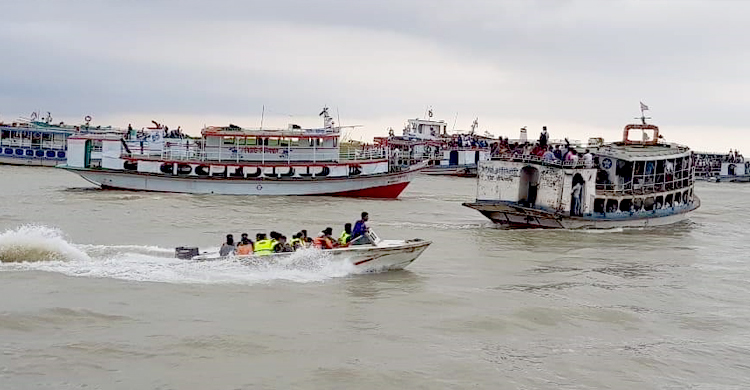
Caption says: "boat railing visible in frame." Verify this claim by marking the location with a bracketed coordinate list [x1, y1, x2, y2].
[339, 147, 388, 161]
[122, 142, 388, 163]
[490, 153, 592, 169]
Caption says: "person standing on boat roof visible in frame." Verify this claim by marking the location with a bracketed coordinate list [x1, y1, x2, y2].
[220, 234, 236, 256]
[539, 126, 549, 148]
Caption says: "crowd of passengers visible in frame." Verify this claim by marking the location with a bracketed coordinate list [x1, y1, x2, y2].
[725, 149, 744, 163]
[218, 212, 372, 257]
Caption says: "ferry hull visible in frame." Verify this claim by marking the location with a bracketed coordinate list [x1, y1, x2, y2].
[63, 167, 417, 198]
[463, 198, 700, 229]
[0, 155, 64, 167]
[194, 240, 432, 272]
[421, 166, 477, 177]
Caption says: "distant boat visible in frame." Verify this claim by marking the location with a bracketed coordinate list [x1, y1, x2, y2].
[0, 113, 124, 167]
[59, 108, 426, 198]
[375, 114, 492, 178]
[463, 114, 700, 229]
[694, 151, 749, 183]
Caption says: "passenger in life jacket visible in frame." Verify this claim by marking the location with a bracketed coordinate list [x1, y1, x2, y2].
[290, 232, 304, 251]
[269, 231, 283, 253]
[254, 233, 275, 256]
[301, 229, 314, 247]
[278, 235, 294, 252]
[236, 233, 253, 256]
[338, 223, 353, 247]
[313, 227, 337, 249]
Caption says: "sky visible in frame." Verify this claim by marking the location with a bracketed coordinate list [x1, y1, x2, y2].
[1, 0, 747, 153]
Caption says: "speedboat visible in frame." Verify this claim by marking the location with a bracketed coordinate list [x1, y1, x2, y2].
[175, 230, 431, 272]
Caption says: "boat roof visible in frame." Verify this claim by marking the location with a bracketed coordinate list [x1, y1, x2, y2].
[201, 126, 340, 139]
[589, 142, 691, 161]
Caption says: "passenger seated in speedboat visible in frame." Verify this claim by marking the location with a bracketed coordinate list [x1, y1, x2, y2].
[313, 227, 337, 249]
[301, 230, 314, 246]
[237, 234, 253, 255]
[351, 212, 371, 245]
[220, 234, 236, 256]
[339, 223, 353, 247]
[290, 233, 305, 251]
[278, 236, 294, 252]
[254, 233, 276, 256]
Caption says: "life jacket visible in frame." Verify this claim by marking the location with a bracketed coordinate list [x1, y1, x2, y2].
[290, 238, 303, 250]
[254, 239, 275, 256]
[338, 232, 351, 246]
[236, 244, 253, 256]
[313, 236, 333, 249]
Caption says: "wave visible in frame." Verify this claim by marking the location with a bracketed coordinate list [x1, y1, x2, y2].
[0, 225, 358, 284]
[0, 225, 91, 263]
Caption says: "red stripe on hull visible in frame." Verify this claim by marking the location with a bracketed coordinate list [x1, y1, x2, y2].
[323, 182, 410, 198]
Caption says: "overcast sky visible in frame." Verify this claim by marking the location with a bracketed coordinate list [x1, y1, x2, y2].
[1, 0, 747, 152]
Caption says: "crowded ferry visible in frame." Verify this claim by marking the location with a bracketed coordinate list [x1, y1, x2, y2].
[60, 108, 425, 197]
[463, 109, 700, 229]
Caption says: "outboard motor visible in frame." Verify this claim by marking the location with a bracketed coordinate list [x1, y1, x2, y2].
[175, 246, 199, 259]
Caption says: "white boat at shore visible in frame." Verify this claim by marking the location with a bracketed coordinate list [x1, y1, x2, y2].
[177, 231, 431, 272]
[375, 114, 492, 178]
[463, 113, 700, 229]
[59, 108, 425, 198]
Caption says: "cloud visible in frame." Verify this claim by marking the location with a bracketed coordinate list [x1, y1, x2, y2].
[1, 0, 748, 152]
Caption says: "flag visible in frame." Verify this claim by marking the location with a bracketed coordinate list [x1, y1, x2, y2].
[640, 102, 649, 111]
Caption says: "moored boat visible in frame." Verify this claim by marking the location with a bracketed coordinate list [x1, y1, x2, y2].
[463, 113, 700, 229]
[0, 113, 124, 167]
[177, 230, 431, 272]
[376, 113, 492, 178]
[59, 108, 426, 198]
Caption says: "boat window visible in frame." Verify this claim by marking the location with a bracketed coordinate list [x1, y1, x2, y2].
[633, 198, 644, 211]
[333, 138, 338, 147]
[223, 136, 235, 145]
[619, 198, 632, 212]
[594, 198, 605, 213]
[665, 194, 673, 208]
[606, 199, 619, 213]
[644, 197, 655, 211]
[1, 130, 10, 138]
[675, 192, 682, 204]
[267, 138, 279, 146]
[655, 195, 664, 209]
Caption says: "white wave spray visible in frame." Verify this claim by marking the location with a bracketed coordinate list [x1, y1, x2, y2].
[0, 225, 358, 285]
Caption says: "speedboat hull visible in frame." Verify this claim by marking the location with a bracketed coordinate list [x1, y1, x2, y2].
[190, 239, 431, 272]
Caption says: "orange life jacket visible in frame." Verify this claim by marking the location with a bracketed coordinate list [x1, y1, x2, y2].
[236, 244, 253, 255]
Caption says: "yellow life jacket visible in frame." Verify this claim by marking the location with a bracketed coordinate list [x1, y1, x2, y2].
[339, 232, 351, 245]
[290, 238, 302, 249]
[254, 239, 275, 256]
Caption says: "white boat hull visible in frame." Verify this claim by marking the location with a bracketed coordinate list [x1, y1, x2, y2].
[192, 239, 432, 272]
[0, 155, 64, 167]
[463, 197, 700, 229]
[62, 167, 419, 197]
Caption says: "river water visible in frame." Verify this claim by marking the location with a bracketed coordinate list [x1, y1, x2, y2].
[1, 165, 749, 389]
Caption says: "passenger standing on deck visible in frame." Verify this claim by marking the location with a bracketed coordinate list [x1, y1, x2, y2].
[553, 145, 563, 160]
[219, 234, 236, 256]
[583, 149, 594, 168]
[542, 146, 556, 161]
